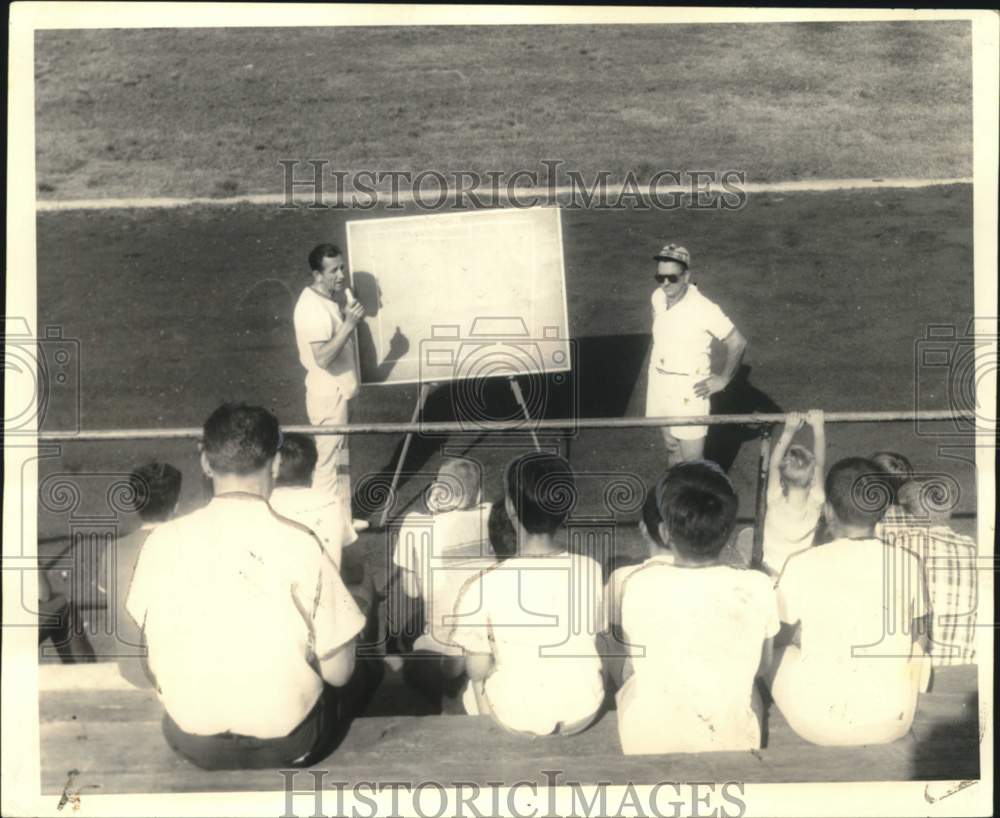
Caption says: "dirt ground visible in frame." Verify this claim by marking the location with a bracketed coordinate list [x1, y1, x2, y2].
[34, 184, 976, 556]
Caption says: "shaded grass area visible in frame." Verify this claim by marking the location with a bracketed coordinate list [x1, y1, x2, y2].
[34, 21, 972, 200]
[34, 185, 976, 544]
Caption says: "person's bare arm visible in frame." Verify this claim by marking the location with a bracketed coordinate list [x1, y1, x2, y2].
[769, 413, 804, 491]
[694, 327, 747, 397]
[311, 301, 365, 370]
[319, 640, 357, 688]
[806, 409, 826, 482]
[400, 568, 420, 599]
[464, 651, 494, 681]
[118, 630, 157, 689]
[757, 636, 775, 679]
[464, 653, 495, 716]
[718, 327, 747, 384]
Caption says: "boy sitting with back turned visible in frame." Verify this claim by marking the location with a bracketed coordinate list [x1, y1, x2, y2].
[449, 452, 606, 737]
[766, 457, 931, 746]
[392, 458, 495, 709]
[270, 433, 358, 572]
[613, 461, 779, 755]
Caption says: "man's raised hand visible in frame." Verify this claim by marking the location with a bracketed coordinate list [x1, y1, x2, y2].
[345, 300, 366, 326]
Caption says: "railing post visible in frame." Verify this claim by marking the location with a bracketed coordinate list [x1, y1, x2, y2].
[751, 426, 774, 570]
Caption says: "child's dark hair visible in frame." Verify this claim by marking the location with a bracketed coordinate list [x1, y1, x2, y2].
[503, 452, 576, 535]
[870, 451, 914, 501]
[487, 499, 517, 559]
[826, 457, 888, 528]
[656, 462, 737, 561]
[201, 403, 281, 476]
[276, 433, 318, 487]
[128, 461, 182, 522]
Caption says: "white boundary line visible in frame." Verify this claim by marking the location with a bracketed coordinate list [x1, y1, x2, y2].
[35, 176, 973, 212]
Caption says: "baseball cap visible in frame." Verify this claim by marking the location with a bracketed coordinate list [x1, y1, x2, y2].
[653, 244, 690, 267]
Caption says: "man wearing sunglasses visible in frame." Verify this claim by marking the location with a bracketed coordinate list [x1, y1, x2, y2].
[645, 244, 747, 466]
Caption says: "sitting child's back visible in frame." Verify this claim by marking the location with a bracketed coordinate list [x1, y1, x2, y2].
[393, 459, 495, 655]
[268, 434, 356, 568]
[615, 461, 778, 755]
[768, 458, 930, 747]
[449, 453, 606, 737]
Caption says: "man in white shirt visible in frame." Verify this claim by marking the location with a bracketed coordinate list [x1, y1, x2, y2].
[767, 457, 931, 747]
[645, 244, 747, 466]
[126, 403, 367, 769]
[293, 243, 366, 530]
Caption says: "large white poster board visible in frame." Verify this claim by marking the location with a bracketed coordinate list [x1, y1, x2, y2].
[345, 206, 570, 386]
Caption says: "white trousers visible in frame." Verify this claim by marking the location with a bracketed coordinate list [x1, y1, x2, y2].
[305, 390, 351, 516]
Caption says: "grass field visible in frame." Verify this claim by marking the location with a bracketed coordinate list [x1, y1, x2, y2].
[34, 21, 972, 200]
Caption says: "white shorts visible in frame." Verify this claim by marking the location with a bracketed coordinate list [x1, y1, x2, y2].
[644, 370, 709, 440]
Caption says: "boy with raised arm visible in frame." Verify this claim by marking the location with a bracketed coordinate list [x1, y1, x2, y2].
[763, 410, 826, 575]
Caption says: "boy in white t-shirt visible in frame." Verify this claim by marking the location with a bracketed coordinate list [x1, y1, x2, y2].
[393, 458, 495, 709]
[449, 453, 606, 736]
[613, 461, 779, 755]
[762, 411, 826, 575]
[269, 434, 358, 572]
[766, 457, 931, 747]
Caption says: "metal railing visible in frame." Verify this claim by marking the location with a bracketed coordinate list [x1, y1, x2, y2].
[35, 408, 979, 568]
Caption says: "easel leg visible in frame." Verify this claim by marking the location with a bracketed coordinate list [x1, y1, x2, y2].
[379, 382, 432, 528]
[751, 426, 773, 570]
[508, 377, 542, 453]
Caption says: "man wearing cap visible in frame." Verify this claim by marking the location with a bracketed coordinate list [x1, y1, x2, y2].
[646, 244, 747, 466]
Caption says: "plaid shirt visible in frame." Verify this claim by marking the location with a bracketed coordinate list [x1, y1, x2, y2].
[877, 517, 978, 666]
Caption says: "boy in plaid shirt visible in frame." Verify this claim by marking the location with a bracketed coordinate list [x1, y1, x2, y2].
[882, 479, 978, 666]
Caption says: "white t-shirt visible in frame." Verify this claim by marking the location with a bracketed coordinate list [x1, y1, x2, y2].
[293, 286, 359, 400]
[605, 554, 675, 629]
[270, 485, 358, 569]
[450, 551, 607, 735]
[616, 562, 779, 754]
[763, 483, 825, 573]
[776, 538, 927, 717]
[392, 504, 496, 655]
[649, 284, 735, 378]
[126, 493, 365, 739]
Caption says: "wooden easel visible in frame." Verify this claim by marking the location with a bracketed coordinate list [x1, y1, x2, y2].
[377, 376, 542, 528]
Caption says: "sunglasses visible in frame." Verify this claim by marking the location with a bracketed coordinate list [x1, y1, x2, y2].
[654, 272, 685, 284]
